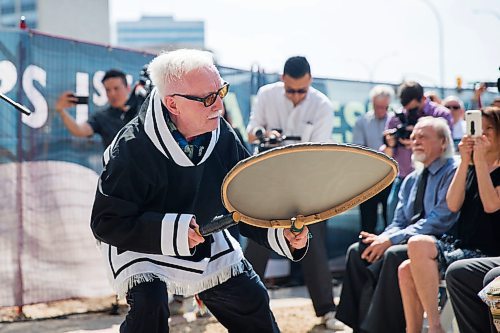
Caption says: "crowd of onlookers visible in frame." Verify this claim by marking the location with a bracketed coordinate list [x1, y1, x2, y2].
[342, 81, 500, 333]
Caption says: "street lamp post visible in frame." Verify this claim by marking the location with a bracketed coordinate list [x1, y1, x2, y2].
[347, 51, 398, 82]
[370, 51, 399, 82]
[418, 0, 445, 96]
[401, 72, 439, 88]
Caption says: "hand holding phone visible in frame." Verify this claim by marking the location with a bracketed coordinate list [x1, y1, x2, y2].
[465, 110, 482, 137]
[70, 94, 89, 105]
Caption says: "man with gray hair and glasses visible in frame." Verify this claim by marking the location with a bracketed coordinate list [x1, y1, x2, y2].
[352, 85, 395, 233]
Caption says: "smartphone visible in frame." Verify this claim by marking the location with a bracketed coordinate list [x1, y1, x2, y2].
[71, 95, 89, 105]
[465, 110, 482, 137]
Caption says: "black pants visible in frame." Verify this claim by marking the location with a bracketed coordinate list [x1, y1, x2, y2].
[359, 187, 390, 233]
[244, 222, 335, 317]
[445, 257, 500, 333]
[336, 242, 408, 333]
[120, 260, 279, 333]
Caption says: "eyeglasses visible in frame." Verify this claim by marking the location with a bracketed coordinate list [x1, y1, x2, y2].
[285, 88, 308, 95]
[171, 82, 229, 107]
[445, 105, 461, 110]
[374, 104, 389, 110]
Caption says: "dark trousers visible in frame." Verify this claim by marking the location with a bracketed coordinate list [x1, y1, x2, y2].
[120, 260, 279, 333]
[359, 186, 390, 233]
[445, 257, 500, 333]
[244, 222, 335, 317]
[336, 242, 408, 333]
[120, 279, 169, 333]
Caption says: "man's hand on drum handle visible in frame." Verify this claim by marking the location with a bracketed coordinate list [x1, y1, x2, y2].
[284, 225, 309, 251]
[188, 217, 205, 249]
[188, 213, 309, 251]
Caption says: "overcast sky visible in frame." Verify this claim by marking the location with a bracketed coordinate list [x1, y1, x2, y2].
[110, 0, 500, 89]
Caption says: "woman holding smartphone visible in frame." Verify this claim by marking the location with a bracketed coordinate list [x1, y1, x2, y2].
[397, 106, 500, 333]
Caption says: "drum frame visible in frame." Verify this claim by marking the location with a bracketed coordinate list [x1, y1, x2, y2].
[221, 143, 398, 230]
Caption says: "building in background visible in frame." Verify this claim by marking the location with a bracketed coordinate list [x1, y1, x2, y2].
[117, 15, 205, 52]
[0, 0, 37, 28]
[0, 0, 110, 44]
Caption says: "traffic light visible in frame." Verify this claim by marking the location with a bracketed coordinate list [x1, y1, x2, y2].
[19, 16, 27, 30]
[456, 76, 463, 92]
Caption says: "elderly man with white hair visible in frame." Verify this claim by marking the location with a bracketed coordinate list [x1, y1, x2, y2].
[336, 116, 459, 333]
[90, 49, 309, 333]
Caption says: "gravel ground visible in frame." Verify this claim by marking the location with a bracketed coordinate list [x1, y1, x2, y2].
[0, 287, 352, 333]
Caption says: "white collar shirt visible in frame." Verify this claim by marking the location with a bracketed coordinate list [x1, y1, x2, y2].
[246, 82, 334, 143]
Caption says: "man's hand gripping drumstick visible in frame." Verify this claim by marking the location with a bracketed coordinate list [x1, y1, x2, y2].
[188, 213, 309, 251]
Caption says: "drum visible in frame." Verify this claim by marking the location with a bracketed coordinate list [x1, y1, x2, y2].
[211, 143, 398, 233]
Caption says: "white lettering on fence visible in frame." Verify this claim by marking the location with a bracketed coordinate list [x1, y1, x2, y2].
[21, 65, 48, 129]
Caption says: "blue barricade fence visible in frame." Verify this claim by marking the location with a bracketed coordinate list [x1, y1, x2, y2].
[0, 28, 496, 307]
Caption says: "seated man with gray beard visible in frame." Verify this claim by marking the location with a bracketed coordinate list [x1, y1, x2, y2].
[335, 116, 459, 333]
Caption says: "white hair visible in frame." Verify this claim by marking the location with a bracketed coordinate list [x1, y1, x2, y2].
[369, 85, 395, 100]
[148, 49, 218, 98]
[415, 116, 455, 159]
[442, 95, 465, 110]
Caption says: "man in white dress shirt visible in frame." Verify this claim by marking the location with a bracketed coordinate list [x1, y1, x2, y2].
[246, 56, 341, 330]
[247, 56, 334, 144]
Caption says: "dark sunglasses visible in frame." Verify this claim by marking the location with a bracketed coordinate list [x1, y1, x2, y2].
[285, 88, 308, 95]
[445, 105, 461, 110]
[171, 82, 229, 107]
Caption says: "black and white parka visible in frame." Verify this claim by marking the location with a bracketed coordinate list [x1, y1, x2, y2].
[91, 89, 308, 297]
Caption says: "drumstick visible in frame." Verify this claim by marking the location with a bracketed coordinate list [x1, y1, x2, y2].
[194, 212, 241, 236]
[0, 92, 32, 115]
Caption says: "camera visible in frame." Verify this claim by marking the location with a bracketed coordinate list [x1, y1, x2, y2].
[253, 128, 283, 154]
[252, 128, 301, 154]
[137, 64, 153, 96]
[125, 64, 154, 117]
[384, 108, 419, 146]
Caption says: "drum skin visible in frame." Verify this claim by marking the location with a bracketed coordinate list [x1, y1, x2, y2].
[221, 143, 398, 229]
